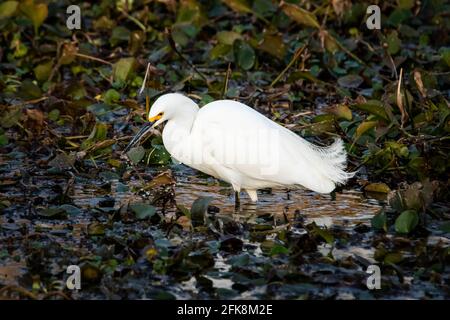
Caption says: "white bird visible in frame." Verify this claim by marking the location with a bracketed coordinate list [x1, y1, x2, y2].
[124, 93, 354, 204]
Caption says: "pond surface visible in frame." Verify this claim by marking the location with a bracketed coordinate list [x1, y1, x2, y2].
[0, 156, 448, 300]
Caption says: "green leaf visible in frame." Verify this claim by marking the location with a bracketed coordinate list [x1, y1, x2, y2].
[48, 109, 60, 121]
[0, 134, 9, 147]
[441, 48, 450, 67]
[439, 222, 450, 233]
[371, 210, 387, 232]
[216, 31, 242, 45]
[331, 104, 353, 121]
[355, 120, 377, 141]
[19, 0, 48, 33]
[234, 40, 255, 70]
[0, 1, 19, 19]
[223, 0, 252, 14]
[126, 146, 146, 164]
[177, 204, 191, 218]
[113, 57, 136, 83]
[365, 183, 391, 194]
[148, 145, 172, 165]
[104, 88, 121, 104]
[210, 43, 232, 60]
[34, 60, 53, 82]
[1, 107, 22, 128]
[110, 26, 130, 47]
[258, 33, 286, 59]
[352, 100, 390, 121]
[191, 196, 213, 227]
[311, 223, 334, 244]
[395, 210, 419, 234]
[81, 122, 108, 149]
[386, 31, 401, 55]
[130, 203, 156, 220]
[384, 252, 403, 264]
[270, 245, 289, 256]
[280, 2, 320, 28]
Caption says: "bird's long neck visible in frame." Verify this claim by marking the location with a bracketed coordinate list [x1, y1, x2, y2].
[162, 105, 198, 165]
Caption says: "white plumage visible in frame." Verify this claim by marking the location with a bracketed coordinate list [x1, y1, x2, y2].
[127, 93, 354, 202]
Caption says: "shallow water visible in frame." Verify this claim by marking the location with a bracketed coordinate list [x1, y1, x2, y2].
[4, 156, 447, 300]
[173, 169, 382, 228]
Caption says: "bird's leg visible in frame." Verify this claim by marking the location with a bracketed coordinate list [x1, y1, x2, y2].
[234, 191, 240, 210]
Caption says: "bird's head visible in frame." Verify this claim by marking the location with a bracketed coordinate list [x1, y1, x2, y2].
[124, 93, 198, 153]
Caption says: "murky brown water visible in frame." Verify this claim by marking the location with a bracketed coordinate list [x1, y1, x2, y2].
[174, 171, 382, 228]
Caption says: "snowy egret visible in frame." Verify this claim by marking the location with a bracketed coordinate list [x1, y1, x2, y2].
[124, 93, 354, 204]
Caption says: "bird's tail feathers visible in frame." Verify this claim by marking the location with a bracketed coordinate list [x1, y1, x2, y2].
[300, 138, 356, 191]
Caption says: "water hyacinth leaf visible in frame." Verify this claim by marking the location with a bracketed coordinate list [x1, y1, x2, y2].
[311, 223, 334, 244]
[320, 30, 339, 54]
[148, 146, 172, 165]
[59, 204, 82, 216]
[39, 207, 67, 219]
[270, 245, 289, 256]
[19, 0, 48, 33]
[0, 1, 18, 19]
[191, 196, 213, 227]
[113, 57, 136, 83]
[384, 252, 403, 265]
[19, 79, 42, 99]
[0, 135, 9, 147]
[81, 122, 108, 149]
[110, 26, 130, 47]
[216, 31, 242, 45]
[439, 222, 450, 233]
[280, 2, 320, 29]
[228, 253, 250, 267]
[34, 60, 53, 82]
[355, 120, 377, 140]
[210, 43, 232, 60]
[395, 210, 419, 234]
[104, 89, 121, 104]
[352, 100, 390, 121]
[386, 31, 401, 55]
[365, 183, 391, 194]
[176, 0, 205, 27]
[258, 33, 286, 59]
[130, 203, 156, 220]
[337, 74, 364, 88]
[1, 107, 22, 128]
[222, 0, 252, 14]
[48, 109, 60, 121]
[371, 210, 387, 232]
[331, 104, 352, 121]
[146, 171, 175, 188]
[234, 40, 255, 70]
[441, 48, 450, 67]
[398, 0, 415, 9]
[126, 146, 146, 164]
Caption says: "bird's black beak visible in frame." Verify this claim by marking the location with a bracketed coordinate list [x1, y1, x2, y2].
[123, 121, 154, 154]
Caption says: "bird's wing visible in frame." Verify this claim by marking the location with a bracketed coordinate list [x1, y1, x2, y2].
[192, 100, 352, 193]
